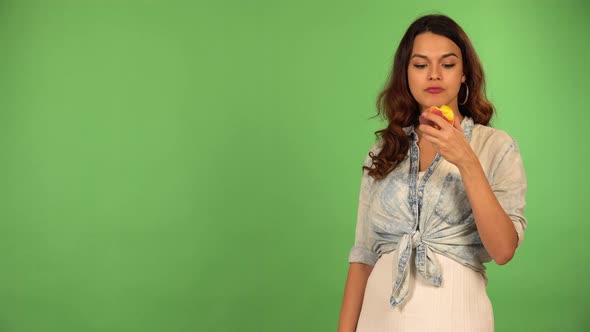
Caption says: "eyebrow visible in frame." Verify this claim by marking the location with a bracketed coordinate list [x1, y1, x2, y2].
[410, 53, 459, 60]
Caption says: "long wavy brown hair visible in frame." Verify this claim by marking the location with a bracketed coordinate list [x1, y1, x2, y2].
[364, 14, 495, 180]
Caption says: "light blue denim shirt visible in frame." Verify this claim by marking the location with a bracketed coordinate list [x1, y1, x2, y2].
[348, 116, 527, 309]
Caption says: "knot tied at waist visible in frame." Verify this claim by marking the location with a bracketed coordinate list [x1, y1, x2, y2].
[389, 230, 443, 309]
[411, 229, 422, 246]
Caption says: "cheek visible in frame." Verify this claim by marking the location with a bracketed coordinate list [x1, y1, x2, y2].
[451, 77, 464, 93]
[407, 71, 420, 92]
[452, 67, 464, 84]
[447, 71, 463, 92]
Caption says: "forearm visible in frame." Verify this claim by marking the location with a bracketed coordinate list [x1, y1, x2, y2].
[337, 263, 373, 332]
[458, 155, 518, 265]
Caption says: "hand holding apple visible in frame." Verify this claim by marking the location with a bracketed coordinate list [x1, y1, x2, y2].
[419, 105, 455, 130]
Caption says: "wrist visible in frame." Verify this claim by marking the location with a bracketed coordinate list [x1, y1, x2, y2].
[457, 152, 481, 175]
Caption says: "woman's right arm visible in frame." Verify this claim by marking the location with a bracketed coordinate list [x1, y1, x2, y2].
[337, 262, 373, 332]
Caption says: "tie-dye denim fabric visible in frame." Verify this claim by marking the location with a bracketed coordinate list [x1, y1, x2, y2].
[348, 117, 527, 309]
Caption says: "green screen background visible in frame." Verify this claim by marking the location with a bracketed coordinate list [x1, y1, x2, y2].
[0, 0, 587, 331]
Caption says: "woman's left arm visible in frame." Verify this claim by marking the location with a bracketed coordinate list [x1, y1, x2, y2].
[419, 113, 523, 265]
[455, 152, 518, 265]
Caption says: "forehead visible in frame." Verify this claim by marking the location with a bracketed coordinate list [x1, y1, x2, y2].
[411, 32, 462, 58]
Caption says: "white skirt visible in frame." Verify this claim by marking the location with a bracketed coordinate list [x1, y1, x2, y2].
[356, 250, 494, 332]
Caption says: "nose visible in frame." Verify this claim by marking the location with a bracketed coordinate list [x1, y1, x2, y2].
[428, 67, 441, 80]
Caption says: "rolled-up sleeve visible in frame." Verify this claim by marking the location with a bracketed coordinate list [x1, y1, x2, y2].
[348, 146, 379, 266]
[490, 138, 528, 249]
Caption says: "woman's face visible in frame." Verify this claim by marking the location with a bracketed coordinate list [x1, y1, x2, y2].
[407, 32, 465, 114]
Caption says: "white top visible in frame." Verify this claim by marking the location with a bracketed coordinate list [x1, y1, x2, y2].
[356, 250, 494, 331]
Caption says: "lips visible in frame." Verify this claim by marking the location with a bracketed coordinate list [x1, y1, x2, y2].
[426, 87, 444, 94]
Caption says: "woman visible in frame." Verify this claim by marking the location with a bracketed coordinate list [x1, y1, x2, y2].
[337, 14, 527, 332]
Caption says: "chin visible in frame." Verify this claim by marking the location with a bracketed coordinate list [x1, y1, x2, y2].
[421, 97, 453, 107]
[418, 99, 445, 108]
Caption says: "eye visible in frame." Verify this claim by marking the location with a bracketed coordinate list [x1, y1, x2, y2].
[413, 64, 427, 69]
[442, 64, 456, 68]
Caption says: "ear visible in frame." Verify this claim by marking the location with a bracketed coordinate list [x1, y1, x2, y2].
[461, 75, 466, 83]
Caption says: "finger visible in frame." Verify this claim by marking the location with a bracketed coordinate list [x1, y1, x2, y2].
[423, 111, 453, 130]
[418, 124, 443, 138]
[428, 141, 441, 152]
[422, 133, 442, 146]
